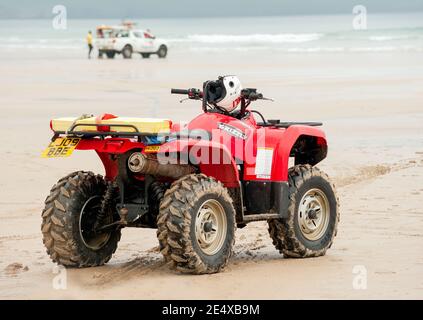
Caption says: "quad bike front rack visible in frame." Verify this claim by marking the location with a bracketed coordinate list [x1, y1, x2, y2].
[256, 121, 323, 128]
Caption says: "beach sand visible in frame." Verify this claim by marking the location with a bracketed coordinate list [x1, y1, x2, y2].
[0, 51, 422, 299]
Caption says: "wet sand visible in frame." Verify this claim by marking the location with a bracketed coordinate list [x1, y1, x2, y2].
[0, 51, 422, 299]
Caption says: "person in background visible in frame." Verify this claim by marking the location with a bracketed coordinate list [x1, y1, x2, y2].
[86, 31, 93, 59]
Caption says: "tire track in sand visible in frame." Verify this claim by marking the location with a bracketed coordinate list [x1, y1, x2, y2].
[335, 154, 423, 187]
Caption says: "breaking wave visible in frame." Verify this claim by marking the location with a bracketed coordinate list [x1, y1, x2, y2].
[169, 33, 323, 44]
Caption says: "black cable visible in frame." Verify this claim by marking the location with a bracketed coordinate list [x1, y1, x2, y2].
[250, 110, 267, 124]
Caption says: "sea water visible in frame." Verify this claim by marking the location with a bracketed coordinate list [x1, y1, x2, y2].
[0, 13, 422, 59]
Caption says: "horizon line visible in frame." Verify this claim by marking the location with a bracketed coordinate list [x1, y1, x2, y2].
[1, 10, 423, 20]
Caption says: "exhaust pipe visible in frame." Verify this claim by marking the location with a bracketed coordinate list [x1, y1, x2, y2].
[128, 152, 195, 179]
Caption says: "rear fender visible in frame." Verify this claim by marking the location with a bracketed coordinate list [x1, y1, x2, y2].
[76, 138, 143, 154]
[158, 139, 239, 187]
[97, 151, 118, 180]
[76, 138, 144, 181]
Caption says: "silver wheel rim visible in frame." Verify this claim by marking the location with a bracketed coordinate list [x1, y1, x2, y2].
[79, 196, 111, 250]
[297, 188, 330, 241]
[195, 199, 227, 255]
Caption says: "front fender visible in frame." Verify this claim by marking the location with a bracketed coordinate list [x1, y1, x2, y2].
[274, 125, 327, 180]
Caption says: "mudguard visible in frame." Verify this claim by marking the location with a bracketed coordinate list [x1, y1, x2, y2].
[273, 125, 327, 181]
[158, 139, 240, 187]
[243, 125, 327, 181]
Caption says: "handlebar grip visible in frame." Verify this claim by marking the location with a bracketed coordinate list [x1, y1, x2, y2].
[171, 88, 189, 95]
[250, 93, 263, 100]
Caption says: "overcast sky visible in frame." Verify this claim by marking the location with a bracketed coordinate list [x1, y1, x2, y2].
[1, 0, 422, 19]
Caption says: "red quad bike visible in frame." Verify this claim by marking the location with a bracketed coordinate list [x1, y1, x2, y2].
[41, 76, 339, 274]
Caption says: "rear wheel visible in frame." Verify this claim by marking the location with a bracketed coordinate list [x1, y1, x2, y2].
[268, 165, 339, 258]
[122, 45, 132, 59]
[157, 174, 235, 274]
[157, 45, 167, 58]
[41, 171, 121, 267]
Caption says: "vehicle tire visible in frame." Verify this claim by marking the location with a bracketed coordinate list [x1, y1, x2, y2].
[157, 45, 167, 58]
[157, 174, 236, 274]
[268, 165, 339, 258]
[106, 51, 116, 59]
[141, 53, 151, 58]
[41, 171, 121, 267]
[122, 45, 132, 59]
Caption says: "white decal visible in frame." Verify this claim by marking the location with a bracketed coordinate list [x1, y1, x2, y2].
[217, 122, 246, 140]
[255, 147, 273, 179]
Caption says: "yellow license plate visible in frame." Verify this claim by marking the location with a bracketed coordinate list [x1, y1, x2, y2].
[144, 145, 160, 153]
[41, 137, 81, 158]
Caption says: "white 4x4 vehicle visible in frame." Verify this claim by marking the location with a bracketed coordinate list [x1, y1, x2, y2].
[95, 26, 168, 59]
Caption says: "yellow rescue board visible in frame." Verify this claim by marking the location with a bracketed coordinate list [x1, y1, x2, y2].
[51, 117, 171, 134]
[41, 137, 81, 158]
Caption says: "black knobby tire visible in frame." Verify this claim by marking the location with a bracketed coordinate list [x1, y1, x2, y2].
[41, 171, 121, 267]
[146, 181, 166, 227]
[122, 45, 132, 59]
[268, 165, 339, 258]
[157, 45, 167, 58]
[156, 174, 236, 274]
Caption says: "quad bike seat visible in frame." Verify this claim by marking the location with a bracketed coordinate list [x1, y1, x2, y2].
[51, 115, 171, 135]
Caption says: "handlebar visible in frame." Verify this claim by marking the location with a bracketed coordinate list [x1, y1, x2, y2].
[241, 88, 265, 101]
[247, 92, 263, 100]
[171, 88, 203, 102]
[171, 88, 190, 95]
[171, 87, 272, 105]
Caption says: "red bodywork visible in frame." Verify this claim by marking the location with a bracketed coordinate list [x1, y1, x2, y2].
[75, 111, 327, 187]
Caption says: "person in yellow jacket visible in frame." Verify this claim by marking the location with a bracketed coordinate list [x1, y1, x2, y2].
[86, 31, 93, 59]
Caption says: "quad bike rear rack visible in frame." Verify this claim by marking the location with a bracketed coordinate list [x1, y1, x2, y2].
[52, 123, 163, 142]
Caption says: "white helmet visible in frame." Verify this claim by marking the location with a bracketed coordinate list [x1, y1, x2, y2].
[208, 75, 243, 113]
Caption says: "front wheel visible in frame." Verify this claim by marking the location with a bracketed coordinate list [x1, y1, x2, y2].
[41, 171, 121, 267]
[268, 165, 339, 258]
[157, 174, 236, 274]
[122, 45, 132, 59]
[157, 45, 167, 58]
